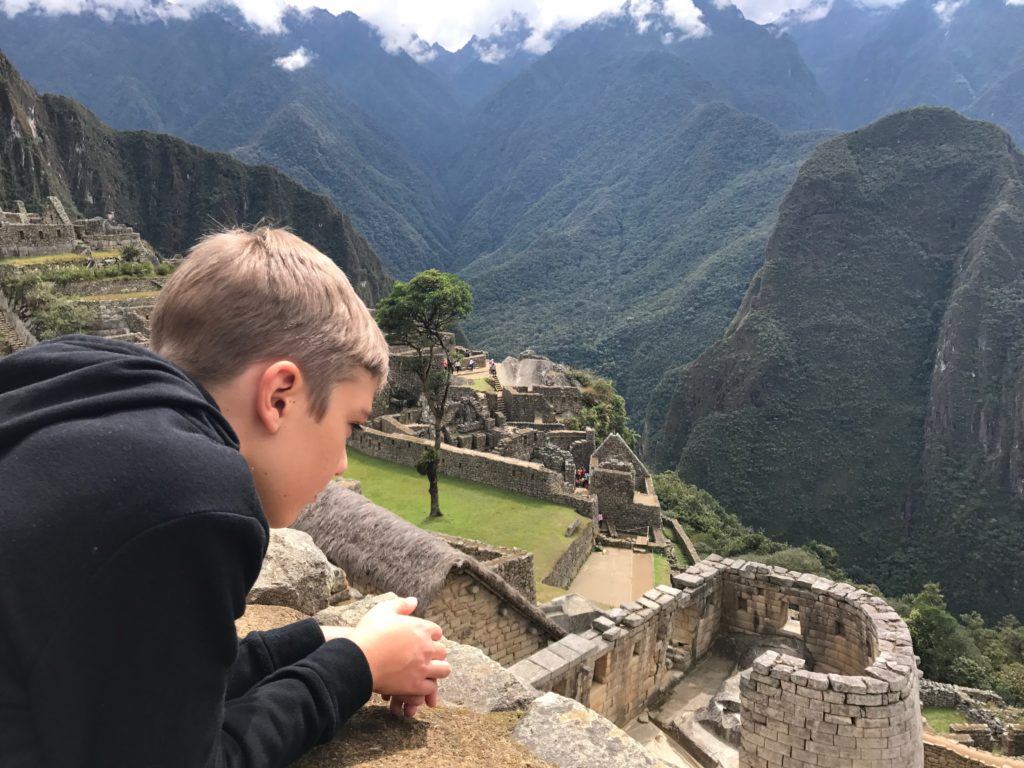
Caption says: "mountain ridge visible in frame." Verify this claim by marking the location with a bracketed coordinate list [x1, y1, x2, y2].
[645, 107, 1024, 618]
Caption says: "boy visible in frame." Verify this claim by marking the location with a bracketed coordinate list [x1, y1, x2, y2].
[0, 228, 451, 767]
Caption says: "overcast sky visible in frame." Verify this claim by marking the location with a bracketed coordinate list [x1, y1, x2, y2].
[1, 0, 1012, 59]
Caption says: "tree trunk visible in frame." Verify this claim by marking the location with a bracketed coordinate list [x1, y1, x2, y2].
[429, 416, 443, 517]
[427, 462, 441, 518]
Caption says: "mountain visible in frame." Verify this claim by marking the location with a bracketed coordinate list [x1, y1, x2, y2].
[645, 108, 1024, 619]
[460, 102, 828, 413]
[0, 3, 833, 283]
[0, 9, 458, 277]
[786, 0, 1024, 142]
[0, 51, 390, 303]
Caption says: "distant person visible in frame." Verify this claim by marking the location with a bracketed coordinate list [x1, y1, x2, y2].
[467, 358, 475, 371]
[489, 359, 497, 377]
[454, 359, 462, 373]
[0, 228, 451, 767]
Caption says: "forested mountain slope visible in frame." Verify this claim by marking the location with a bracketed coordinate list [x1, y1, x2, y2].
[0, 51, 390, 303]
[646, 108, 1024, 619]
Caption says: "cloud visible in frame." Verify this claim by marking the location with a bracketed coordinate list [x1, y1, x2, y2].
[0, 0, 711, 54]
[274, 45, 314, 70]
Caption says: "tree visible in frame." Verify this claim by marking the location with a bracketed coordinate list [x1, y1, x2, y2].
[375, 269, 473, 518]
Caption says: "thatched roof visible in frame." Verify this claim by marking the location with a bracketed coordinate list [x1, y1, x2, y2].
[294, 483, 565, 641]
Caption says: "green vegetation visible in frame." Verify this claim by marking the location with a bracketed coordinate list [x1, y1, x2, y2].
[564, 368, 637, 448]
[892, 583, 1024, 704]
[653, 472, 845, 579]
[647, 108, 1024, 620]
[4, 250, 119, 267]
[77, 291, 160, 302]
[653, 553, 671, 587]
[0, 50, 390, 305]
[921, 707, 961, 734]
[343, 449, 583, 601]
[376, 269, 474, 518]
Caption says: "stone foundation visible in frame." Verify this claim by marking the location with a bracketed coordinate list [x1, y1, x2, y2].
[425, 574, 548, 665]
[511, 554, 923, 768]
[542, 520, 596, 589]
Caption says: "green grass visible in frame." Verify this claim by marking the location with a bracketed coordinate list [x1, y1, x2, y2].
[922, 707, 962, 734]
[653, 553, 672, 587]
[454, 374, 494, 392]
[3, 250, 120, 267]
[343, 449, 585, 601]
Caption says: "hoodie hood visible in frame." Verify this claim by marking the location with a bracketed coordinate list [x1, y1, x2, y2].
[0, 335, 237, 456]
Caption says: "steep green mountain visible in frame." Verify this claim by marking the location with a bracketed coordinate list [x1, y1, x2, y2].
[448, 7, 831, 265]
[645, 108, 1024, 619]
[461, 102, 828, 413]
[0, 2, 832, 285]
[0, 51, 390, 303]
[0, 9, 457, 277]
[786, 0, 1024, 143]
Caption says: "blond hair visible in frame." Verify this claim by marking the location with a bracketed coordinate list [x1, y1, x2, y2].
[150, 227, 389, 418]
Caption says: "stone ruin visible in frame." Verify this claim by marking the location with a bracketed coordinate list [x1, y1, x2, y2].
[511, 555, 926, 768]
[366, 344, 666, 543]
[245, 484, 938, 768]
[0, 198, 143, 259]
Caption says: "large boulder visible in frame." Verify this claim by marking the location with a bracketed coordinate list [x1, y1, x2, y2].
[247, 528, 335, 615]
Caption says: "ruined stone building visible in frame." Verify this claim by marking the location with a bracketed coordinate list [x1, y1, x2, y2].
[588, 432, 662, 535]
[295, 483, 565, 665]
[0, 198, 141, 258]
[288, 477, 927, 768]
[514, 555, 925, 767]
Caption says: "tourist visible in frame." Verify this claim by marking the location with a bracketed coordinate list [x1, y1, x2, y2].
[454, 358, 462, 373]
[0, 227, 451, 767]
[467, 358, 476, 371]
[489, 359, 497, 376]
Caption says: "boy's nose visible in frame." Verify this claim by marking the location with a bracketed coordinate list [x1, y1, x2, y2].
[335, 450, 348, 476]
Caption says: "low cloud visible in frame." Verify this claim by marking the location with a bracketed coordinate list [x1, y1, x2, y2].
[3, 0, 1014, 58]
[274, 45, 314, 70]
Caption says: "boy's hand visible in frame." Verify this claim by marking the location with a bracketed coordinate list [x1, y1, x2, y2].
[346, 596, 451, 707]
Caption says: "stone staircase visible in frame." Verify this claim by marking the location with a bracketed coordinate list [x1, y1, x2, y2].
[0, 311, 27, 356]
[491, 375, 508, 417]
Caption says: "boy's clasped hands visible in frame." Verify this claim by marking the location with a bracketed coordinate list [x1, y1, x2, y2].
[321, 596, 451, 718]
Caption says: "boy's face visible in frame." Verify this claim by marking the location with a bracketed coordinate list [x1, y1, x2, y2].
[219, 364, 377, 528]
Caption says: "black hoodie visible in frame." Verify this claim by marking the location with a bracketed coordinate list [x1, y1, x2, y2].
[0, 336, 372, 767]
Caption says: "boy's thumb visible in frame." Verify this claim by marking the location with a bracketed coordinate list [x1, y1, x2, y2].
[394, 596, 418, 615]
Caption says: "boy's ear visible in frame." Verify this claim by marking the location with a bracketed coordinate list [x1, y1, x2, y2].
[255, 361, 302, 434]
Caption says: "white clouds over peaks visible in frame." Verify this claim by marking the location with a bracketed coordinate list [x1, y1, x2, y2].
[274, 45, 314, 69]
[0, 0, 710, 55]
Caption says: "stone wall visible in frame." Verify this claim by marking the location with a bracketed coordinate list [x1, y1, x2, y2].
[504, 390, 556, 423]
[666, 516, 701, 566]
[923, 734, 1024, 767]
[0, 222, 75, 257]
[512, 555, 923, 767]
[349, 426, 597, 517]
[436, 534, 537, 603]
[590, 461, 662, 534]
[541, 520, 596, 589]
[424, 573, 548, 665]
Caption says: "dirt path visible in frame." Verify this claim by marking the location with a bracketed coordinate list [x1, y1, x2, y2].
[569, 547, 654, 607]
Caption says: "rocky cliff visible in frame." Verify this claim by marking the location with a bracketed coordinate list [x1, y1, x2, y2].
[646, 108, 1024, 619]
[0, 51, 390, 304]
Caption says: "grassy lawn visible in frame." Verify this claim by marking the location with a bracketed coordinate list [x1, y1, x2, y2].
[454, 374, 494, 392]
[922, 707, 962, 734]
[343, 449, 585, 602]
[4, 250, 120, 267]
[653, 553, 672, 587]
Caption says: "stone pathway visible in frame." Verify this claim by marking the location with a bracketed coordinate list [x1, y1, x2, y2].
[568, 547, 654, 607]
